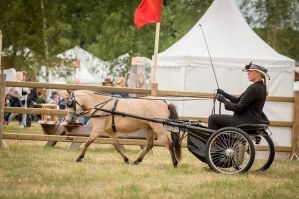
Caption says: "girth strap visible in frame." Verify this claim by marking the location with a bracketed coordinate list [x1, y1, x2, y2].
[111, 99, 119, 132]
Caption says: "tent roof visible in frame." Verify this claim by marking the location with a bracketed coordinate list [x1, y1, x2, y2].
[59, 46, 107, 70]
[57, 46, 107, 83]
[158, 0, 294, 66]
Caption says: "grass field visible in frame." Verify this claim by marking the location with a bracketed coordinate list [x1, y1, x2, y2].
[1, 122, 299, 199]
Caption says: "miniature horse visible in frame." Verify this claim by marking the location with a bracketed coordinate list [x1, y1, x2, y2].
[63, 90, 181, 167]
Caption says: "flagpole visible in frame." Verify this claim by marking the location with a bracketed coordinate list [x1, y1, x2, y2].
[151, 22, 160, 96]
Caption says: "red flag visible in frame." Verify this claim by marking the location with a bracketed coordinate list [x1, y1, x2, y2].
[134, 0, 162, 29]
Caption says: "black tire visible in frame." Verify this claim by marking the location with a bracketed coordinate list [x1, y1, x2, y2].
[250, 132, 275, 171]
[206, 127, 255, 174]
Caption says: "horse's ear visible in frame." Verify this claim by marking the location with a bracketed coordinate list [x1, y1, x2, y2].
[61, 90, 69, 98]
[67, 90, 72, 97]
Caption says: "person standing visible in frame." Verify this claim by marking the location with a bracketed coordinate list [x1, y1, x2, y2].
[19, 71, 31, 127]
[4, 87, 23, 127]
[4, 71, 29, 127]
[26, 88, 38, 126]
[113, 77, 129, 98]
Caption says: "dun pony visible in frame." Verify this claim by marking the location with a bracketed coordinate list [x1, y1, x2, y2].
[63, 90, 181, 167]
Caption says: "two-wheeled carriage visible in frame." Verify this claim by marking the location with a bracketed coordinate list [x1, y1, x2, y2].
[164, 120, 275, 174]
[95, 107, 275, 175]
[64, 90, 275, 175]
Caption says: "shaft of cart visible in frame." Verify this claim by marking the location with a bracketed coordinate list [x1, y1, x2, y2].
[91, 107, 215, 134]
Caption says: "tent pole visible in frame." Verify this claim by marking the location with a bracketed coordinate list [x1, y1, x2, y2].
[151, 22, 160, 96]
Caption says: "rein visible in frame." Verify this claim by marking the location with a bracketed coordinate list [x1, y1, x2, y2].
[94, 92, 211, 101]
[66, 91, 115, 117]
[90, 97, 114, 117]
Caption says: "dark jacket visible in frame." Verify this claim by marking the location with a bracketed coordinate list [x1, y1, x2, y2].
[222, 80, 270, 124]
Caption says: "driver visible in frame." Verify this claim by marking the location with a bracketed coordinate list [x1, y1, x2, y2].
[208, 62, 270, 130]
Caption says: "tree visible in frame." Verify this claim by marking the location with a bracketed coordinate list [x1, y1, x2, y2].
[0, 0, 75, 80]
[0, 0, 297, 81]
[239, 0, 299, 61]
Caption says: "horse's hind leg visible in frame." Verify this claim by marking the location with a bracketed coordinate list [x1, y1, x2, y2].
[109, 132, 129, 164]
[133, 128, 154, 165]
[168, 142, 178, 168]
[76, 129, 100, 162]
[163, 136, 178, 167]
[153, 126, 178, 167]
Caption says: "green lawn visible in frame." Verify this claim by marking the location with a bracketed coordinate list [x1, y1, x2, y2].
[0, 122, 299, 199]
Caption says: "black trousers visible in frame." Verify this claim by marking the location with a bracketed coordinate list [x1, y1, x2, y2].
[4, 96, 23, 123]
[208, 114, 243, 130]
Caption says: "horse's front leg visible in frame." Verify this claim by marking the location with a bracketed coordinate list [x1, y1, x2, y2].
[76, 128, 101, 162]
[109, 132, 129, 164]
[133, 128, 154, 165]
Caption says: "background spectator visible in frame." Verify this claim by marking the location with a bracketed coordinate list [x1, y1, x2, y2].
[113, 77, 129, 98]
[102, 78, 113, 86]
[25, 88, 38, 127]
[37, 90, 47, 104]
[4, 71, 28, 128]
[4, 87, 23, 127]
[47, 91, 59, 104]
[57, 91, 67, 110]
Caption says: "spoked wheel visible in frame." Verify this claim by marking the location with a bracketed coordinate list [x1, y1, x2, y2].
[250, 131, 275, 171]
[206, 127, 255, 174]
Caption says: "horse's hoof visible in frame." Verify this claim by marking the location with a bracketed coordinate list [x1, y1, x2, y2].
[133, 160, 140, 165]
[173, 163, 178, 168]
[124, 158, 129, 164]
[76, 157, 82, 162]
[133, 157, 143, 165]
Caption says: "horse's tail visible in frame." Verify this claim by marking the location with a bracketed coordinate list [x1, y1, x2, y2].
[168, 104, 181, 161]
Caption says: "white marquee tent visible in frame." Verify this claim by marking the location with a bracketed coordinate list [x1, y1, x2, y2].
[40, 46, 107, 84]
[157, 0, 296, 156]
[59, 46, 108, 83]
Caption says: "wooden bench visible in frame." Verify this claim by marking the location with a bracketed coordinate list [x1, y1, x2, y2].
[38, 103, 61, 147]
[40, 103, 58, 122]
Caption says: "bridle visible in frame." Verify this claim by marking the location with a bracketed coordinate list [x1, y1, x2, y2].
[65, 91, 114, 124]
[65, 91, 90, 123]
[66, 91, 77, 111]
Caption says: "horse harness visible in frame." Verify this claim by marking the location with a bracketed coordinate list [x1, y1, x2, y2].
[90, 99, 119, 132]
[66, 92, 120, 132]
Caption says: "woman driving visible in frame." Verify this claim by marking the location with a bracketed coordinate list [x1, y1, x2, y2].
[208, 62, 270, 130]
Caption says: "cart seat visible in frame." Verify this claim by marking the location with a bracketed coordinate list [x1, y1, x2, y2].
[236, 123, 268, 131]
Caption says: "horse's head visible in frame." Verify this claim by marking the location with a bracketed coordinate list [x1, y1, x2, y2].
[63, 90, 88, 125]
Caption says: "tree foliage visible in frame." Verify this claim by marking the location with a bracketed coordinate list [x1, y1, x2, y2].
[240, 0, 299, 61]
[0, 0, 75, 80]
[0, 0, 298, 80]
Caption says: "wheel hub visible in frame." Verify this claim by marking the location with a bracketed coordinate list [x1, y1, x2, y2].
[225, 148, 235, 157]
